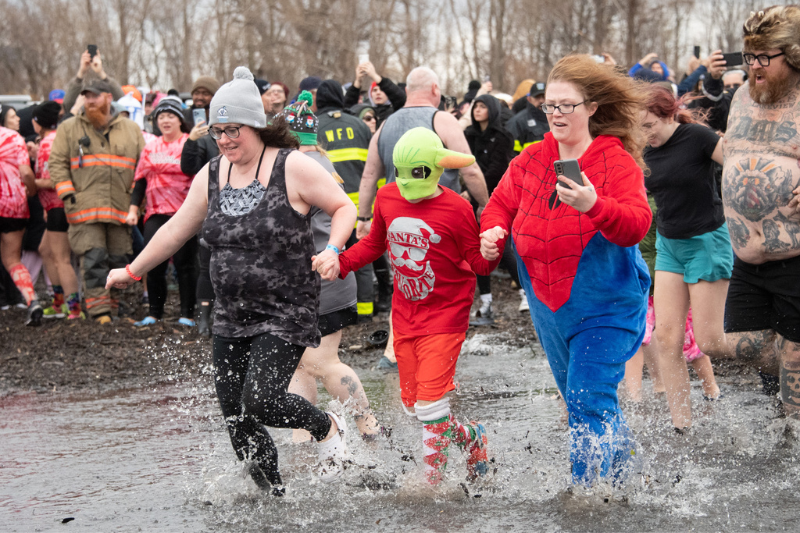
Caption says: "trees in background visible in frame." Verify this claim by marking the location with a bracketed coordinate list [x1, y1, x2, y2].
[0, 0, 761, 98]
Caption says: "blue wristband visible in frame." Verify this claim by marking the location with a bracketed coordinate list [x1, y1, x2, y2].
[325, 244, 340, 255]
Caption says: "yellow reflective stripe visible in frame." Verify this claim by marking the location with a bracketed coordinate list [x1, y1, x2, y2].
[326, 147, 368, 163]
[350, 178, 387, 228]
[377, 178, 386, 188]
[357, 302, 374, 315]
[513, 140, 541, 152]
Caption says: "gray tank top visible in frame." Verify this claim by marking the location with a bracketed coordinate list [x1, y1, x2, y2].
[377, 107, 460, 192]
[201, 149, 320, 346]
[305, 150, 357, 315]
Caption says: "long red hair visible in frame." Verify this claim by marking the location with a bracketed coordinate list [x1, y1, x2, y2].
[548, 55, 647, 171]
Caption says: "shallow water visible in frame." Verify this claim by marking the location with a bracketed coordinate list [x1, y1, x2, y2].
[2, 332, 798, 532]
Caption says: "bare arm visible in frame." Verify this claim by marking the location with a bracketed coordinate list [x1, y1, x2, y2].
[286, 151, 357, 253]
[434, 111, 489, 206]
[356, 124, 386, 238]
[711, 138, 724, 166]
[106, 166, 210, 288]
[20, 165, 36, 196]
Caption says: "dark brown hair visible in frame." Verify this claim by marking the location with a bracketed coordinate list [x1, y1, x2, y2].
[548, 55, 648, 171]
[257, 114, 299, 149]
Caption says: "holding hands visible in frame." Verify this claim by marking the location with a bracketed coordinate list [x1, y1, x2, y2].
[312, 248, 341, 281]
[480, 226, 508, 261]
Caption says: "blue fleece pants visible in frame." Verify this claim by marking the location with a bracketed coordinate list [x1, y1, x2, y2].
[515, 235, 648, 486]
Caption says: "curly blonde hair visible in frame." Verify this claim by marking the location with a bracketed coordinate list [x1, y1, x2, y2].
[548, 55, 648, 171]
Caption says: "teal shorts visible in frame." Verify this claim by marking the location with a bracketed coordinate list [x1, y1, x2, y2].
[655, 223, 733, 284]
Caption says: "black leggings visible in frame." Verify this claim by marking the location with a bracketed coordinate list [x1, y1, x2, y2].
[143, 214, 198, 318]
[477, 243, 522, 295]
[213, 332, 332, 486]
[196, 242, 215, 301]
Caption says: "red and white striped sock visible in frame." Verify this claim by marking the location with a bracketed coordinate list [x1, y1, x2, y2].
[416, 398, 453, 485]
[9, 264, 36, 305]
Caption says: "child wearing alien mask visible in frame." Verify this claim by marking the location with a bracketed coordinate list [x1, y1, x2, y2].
[314, 127, 501, 485]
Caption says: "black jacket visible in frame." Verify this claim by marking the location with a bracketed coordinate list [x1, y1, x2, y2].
[686, 76, 732, 133]
[464, 94, 515, 195]
[344, 77, 406, 128]
[180, 134, 219, 176]
[506, 100, 550, 152]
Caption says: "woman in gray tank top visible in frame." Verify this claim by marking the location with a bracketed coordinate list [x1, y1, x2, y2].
[106, 68, 357, 494]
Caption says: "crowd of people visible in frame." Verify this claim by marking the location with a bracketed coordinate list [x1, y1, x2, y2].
[3, 5, 800, 493]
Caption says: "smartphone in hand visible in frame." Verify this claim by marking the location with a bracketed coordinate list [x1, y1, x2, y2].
[550, 159, 584, 209]
[554, 159, 584, 189]
[192, 108, 206, 127]
[88, 44, 98, 59]
[721, 51, 744, 66]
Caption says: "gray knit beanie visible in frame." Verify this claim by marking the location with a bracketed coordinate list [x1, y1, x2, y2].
[208, 66, 267, 129]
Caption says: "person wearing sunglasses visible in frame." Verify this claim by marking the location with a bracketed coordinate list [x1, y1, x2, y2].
[480, 55, 652, 487]
[717, 6, 800, 416]
[106, 67, 357, 494]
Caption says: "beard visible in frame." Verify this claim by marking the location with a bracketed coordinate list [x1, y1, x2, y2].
[749, 67, 799, 105]
[85, 100, 111, 129]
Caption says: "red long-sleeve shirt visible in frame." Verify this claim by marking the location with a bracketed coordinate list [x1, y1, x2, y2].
[480, 133, 651, 312]
[339, 183, 500, 335]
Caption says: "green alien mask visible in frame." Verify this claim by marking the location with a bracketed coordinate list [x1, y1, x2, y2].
[392, 127, 476, 201]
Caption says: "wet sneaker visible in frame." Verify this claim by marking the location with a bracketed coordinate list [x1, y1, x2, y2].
[469, 302, 494, 326]
[318, 411, 349, 482]
[518, 289, 529, 312]
[26, 301, 43, 327]
[134, 316, 158, 327]
[43, 303, 68, 319]
[95, 314, 112, 325]
[466, 422, 489, 480]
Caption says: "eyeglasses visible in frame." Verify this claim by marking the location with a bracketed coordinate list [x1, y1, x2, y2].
[363, 115, 376, 122]
[541, 101, 586, 114]
[743, 52, 784, 67]
[209, 126, 244, 140]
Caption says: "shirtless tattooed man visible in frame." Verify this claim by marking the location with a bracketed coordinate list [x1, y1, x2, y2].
[722, 6, 800, 416]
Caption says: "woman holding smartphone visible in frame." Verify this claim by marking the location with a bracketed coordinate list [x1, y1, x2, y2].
[480, 55, 652, 487]
[641, 85, 729, 431]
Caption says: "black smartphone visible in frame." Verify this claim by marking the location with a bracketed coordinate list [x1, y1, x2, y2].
[87, 44, 98, 59]
[693, 45, 701, 59]
[554, 159, 584, 189]
[721, 51, 744, 66]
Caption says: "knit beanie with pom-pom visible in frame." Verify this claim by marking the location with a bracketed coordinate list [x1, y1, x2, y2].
[208, 66, 268, 128]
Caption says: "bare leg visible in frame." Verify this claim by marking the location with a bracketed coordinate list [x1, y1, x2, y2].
[778, 337, 800, 419]
[643, 342, 664, 392]
[288, 366, 318, 443]
[288, 330, 379, 439]
[49, 231, 78, 294]
[687, 279, 731, 358]
[690, 355, 720, 399]
[38, 232, 61, 287]
[653, 271, 692, 429]
[384, 314, 396, 363]
[622, 346, 644, 402]
[726, 330, 779, 375]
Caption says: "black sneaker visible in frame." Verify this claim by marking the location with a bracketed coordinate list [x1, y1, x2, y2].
[26, 301, 43, 327]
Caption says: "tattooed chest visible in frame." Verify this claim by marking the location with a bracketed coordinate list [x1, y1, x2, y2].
[722, 156, 797, 222]
[726, 116, 800, 149]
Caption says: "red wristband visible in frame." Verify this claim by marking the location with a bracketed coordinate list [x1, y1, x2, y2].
[125, 264, 142, 281]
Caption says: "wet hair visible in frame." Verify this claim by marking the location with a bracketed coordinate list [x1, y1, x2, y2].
[257, 114, 299, 149]
[548, 54, 647, 171]
[644, 85, 708, 126]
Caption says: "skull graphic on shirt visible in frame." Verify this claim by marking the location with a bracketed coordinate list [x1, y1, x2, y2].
[387, 217, 441, 301]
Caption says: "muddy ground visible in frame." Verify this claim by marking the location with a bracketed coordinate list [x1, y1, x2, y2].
[0, 276, 759, 394]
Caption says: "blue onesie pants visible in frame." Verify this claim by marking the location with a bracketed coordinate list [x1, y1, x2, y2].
[515, 234, 649, 486]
